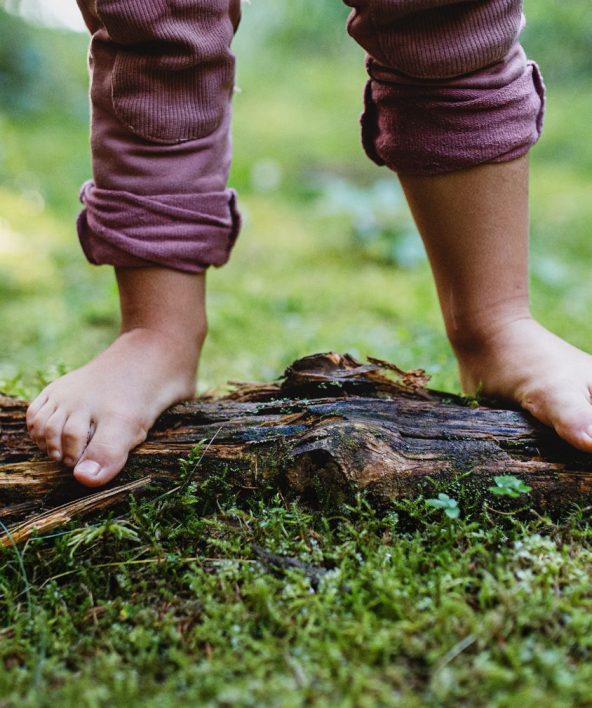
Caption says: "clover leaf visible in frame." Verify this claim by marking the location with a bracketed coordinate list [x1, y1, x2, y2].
[426, 493, 460, 519]
[489, 475, 532, 498]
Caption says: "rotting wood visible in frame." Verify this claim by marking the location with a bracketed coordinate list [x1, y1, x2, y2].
[2, 352, 592, 546]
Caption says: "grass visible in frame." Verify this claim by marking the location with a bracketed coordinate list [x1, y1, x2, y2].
[1, 5, 592, 705]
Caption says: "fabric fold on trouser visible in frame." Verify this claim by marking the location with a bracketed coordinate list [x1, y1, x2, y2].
[361, 43, 546, 175]
[78, 183, 240, 272]
[345, 0, 546, 175]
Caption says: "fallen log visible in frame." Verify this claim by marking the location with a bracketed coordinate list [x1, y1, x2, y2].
[2, 352, 592, 545]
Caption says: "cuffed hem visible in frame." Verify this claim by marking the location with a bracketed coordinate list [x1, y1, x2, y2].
[77, 181, 241, 273]
[361, 59, 546, 176]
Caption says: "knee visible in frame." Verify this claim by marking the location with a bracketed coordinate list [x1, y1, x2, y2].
[347, 0, 525, 79]
[92, 0, 236, 144]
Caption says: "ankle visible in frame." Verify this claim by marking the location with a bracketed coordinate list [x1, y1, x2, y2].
[115, 267, 208, 353]
[120, 319, 208, 352]
[446, 310, 534, 361]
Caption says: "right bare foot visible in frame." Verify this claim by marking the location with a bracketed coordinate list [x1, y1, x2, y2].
[455, 317, 592, 453]
[26, 326, 202, 487]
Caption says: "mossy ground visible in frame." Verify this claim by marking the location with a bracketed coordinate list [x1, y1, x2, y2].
[3, 482, 592, 707]
[1, 3, 592, 705]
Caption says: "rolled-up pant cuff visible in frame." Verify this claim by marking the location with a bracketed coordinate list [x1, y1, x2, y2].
[77, 183, 240, 273]
[361, 43, 546, 176]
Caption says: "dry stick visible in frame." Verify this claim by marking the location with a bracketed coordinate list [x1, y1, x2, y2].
[1, 478, 152, 547]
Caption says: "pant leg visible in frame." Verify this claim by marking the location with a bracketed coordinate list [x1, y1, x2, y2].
[344, 0, 546, 175]
[75, 0, 241, 273]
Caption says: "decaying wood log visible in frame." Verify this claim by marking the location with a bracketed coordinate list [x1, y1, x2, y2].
[2, 352, 592, 546]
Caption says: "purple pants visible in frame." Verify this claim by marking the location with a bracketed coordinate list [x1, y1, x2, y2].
[76, 0, 545, 274]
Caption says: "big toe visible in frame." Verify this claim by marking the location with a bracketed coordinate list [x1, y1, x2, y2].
[553, 408, 592, 453]
[73, 416, 147, 488]
[530, 384, 592, 453]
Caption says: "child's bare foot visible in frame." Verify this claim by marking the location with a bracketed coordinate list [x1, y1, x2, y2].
[26, 327, 201, 487]
[26, 267, 207, 488]
[456, 317, 592, 452]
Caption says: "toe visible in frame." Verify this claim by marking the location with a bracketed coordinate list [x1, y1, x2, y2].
[552, 406, 592, 453]
[43, 409, 68, 461]
[73, 416, 147, 488]
[567, 430, 592, 454]
[61, 413, 93, 468]
[26, 391, 49, 426]
[28, 401, 57, 452]
[541, 385, 592, 453]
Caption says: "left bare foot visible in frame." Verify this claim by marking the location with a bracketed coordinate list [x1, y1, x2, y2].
[26, 327, 201, 487]
[456, 317, 592, 452]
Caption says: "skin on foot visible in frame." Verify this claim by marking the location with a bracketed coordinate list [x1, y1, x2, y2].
[456, 317, 592, 452]
[26, 327, 199, 487]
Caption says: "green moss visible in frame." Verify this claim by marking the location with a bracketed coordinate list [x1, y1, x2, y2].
[4, 489, 592, 706]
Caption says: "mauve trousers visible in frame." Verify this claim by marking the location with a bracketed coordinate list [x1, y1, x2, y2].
[75, 0, 545, 274]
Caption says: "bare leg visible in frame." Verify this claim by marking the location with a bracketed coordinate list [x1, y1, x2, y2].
[399, 155, 592, 451]
[26, 267, 206, 487]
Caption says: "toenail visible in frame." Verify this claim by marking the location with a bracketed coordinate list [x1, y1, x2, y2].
[63, 457, 75, 467]
[50, 449, 62, 461]
[75, 460, 101, 477]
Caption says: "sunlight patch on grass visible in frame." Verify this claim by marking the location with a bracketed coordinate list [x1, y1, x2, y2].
[0, 189, 64, 289]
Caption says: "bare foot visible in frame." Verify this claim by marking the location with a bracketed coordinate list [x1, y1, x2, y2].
[456, 317, 592, 452]
[26, 327, 200, 487]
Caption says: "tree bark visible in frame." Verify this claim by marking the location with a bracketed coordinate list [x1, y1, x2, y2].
[2, 352, 592, 545]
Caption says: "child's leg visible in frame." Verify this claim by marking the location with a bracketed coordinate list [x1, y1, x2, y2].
[346, 0, 592, 449]
[27, 0, 240, 486]
[400, 158, 592, 450]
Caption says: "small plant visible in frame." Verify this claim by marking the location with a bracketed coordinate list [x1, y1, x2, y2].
[178, 439, 208, 481]
[67, 518, 140, 557]
[488, 475, 532, 499]
[425, 493, 460, 519]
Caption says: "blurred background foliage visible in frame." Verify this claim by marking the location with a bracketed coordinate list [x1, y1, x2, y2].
[0, 0, 591, 396]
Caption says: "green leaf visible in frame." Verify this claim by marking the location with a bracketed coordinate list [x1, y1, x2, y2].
[488, 475, 532, 498]
[426, 493, 459, 519]
[444, 506, 460, 519]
